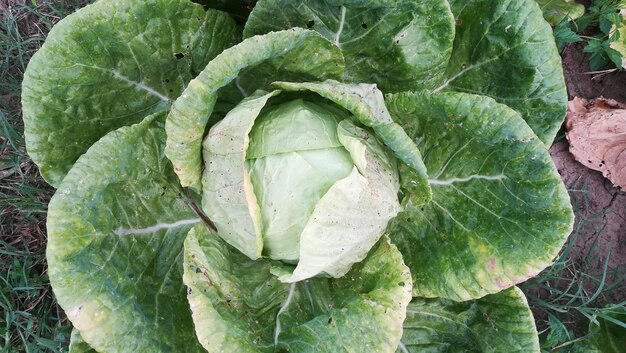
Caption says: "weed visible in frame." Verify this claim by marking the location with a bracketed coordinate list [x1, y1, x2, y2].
[553, 0, 626, 70]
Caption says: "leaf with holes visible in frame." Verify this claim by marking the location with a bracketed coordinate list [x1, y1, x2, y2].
[243, 0, 567, 145]
[243, 0, 455, 92]
[47, 112, 205, 353]
[385, 91, 572, 301]
[22, 0, 239, 186]
[440, 0, 568, 145]
[396, 287, 539, 352]
[184, 226, 411, 353]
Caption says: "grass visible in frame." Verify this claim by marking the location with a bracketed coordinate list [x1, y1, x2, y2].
[1, 1, 91, 352]
[1, 1, 625, 352]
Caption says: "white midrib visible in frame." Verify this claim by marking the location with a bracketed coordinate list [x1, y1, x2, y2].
[432, 31, 540, 94]
[235, 76, 248, 97]
[429, 174, 506, 186]
[274, 282, 297, 346]
[110, 70, 173, 102]
[75, 64, 173, 103]
[397, 341, 409, 353]
[114, 218, 201, 236]
[333, 6, 347, 46]
[432, 56, 500, 93]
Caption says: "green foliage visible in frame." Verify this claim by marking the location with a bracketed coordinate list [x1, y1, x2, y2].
[0, 238, 71, 353]
[554, 21, 583, 50]
[583, 38, 623, 70]
[588, 305, 626, 352]
[550, 0, 626, 70]
[398, 288, 541, 352]
[543, 314, 574, 351]
[17, 0, 576, 352]
[536, 0, 585, 25]
[2, 0, 622, 352]
[579, 0, 625, 32]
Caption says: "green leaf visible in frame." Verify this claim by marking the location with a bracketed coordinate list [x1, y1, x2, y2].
[440, 0, 567, 145]
[589, 306, 626, 353]
[535, 0, 585, 25]
[589, 51, 610, 70]
[599, 12, 621, 34]
[183, 226, 412, 353]
[569, 342, 602, 353]
[243, 0, 455, 92]
[553, 21, 582, 50]
[385, 91, 573, 301]
[272, 80, 432, 205]
[397, 287, 540, 353]
[584, 39, 613, 70]
[47, 112, 205, 353]
[543, 314, 573, 351]
[610, 12, 626, 69]
[22, 0, 239, 187]
[165, 29, 344, 191]
[605, 46, 624, 68]
[202, 90, 279, 260]
[68, 329, 97, 353]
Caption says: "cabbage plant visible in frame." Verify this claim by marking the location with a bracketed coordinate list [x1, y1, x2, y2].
[22, 0, 574, 352]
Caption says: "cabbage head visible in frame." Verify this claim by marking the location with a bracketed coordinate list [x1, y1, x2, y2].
[21, 0, 574, 352]
[204, 94, 401, 282]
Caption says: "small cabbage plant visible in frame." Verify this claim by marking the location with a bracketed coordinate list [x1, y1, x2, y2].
[22, 0, 574, 352]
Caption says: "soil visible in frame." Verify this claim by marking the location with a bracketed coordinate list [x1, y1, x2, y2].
[550, 43, 626, 304]
[550, 141, 626, 303]
[562, 42, 626, 101]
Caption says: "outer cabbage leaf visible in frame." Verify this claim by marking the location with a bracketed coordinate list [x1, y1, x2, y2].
[166, 29, 344, 190]
[385, 91, 573, 301]
[244, 0, 455, 92]
[535, 0, 585, 25]
[69, 329, 97, 353]
[397, 287, 540, 353]
[22, 0, 238, 186]
[439, 0, 567, 145]
[183, 225, 412, 353]
[202, 90, 279, 260]
[47, 112, 204, 353]
[273, 80, 431, 205]
[68, 329, 97, 353]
